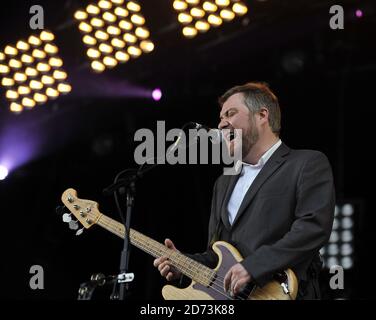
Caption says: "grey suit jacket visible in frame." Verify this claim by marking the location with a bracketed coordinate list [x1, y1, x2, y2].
[189, 143, 335, 298]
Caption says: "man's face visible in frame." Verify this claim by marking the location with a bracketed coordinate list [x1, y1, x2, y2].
[218, 93, 259, 159]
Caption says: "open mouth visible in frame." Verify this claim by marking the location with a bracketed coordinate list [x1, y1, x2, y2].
[228, 131, 236, 142]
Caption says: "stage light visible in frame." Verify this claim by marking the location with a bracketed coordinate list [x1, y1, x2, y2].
[196, 20, 210, 31]
[173, 0, 188, 11]
[127, 1, 141, 12]
[174, 0, 249, 38]
[6, 90, 19, 100]
[152, 88, 162, 101]
[103, 12, 117, 23]
[191, 8, 205, 18]
[83, 35, 98, 46]
[0, 64, 10, 74]
[2, 77, 14, 86]
[22, 97, 36, 108]
[32, 49, 47, 59]
[53, 70, 67, 80]
[216, 0, 230, 6]
[115, 51, 129, 61]
[40, 31, 55, 42]
[4, 45, 18, 56]
[16, 41, 30, 51]
[91, 17, 105, 28]
[208, 14, 222, 26]
[87, 48, 101, 59]
[21, 54, 34, 64]
[28, 35, 42, 46]
[103, 56, 118, 67]
[74, 10, 88, 20]
[355, 9, 363, 18]
[49, 57, 63, 67]
[0, 30, 70, 113]
[99, 43, 113, 54]
[123, 33, 137, 43]
[75, 0, 154, 72]
[46, 87, 59, 98]
[140, 40, 154, 53]
[320, 203, 357, 270]
[114, 7, 128, 17]
[14, 72, 27, 82]
[107, 25, 121, 36]
[41, 75, 55, 85]
[131, 14, 145, 25]
[91, 60, 106, 72]
[0, 165, 9, 180]
[178, 13, 193, 24]
[18, 85, 31, 95]
[183, 26, 198, 38]
[127, 46, 141, 57]
[233, 2, 248, 15]
[57, 83, 72, 93]
[10, 102, 23, 113]
[220, 9, 235, 20]
[135, 27, 150, 39]
[95, 30, 110, 41]
[44, 44, 58, 55]
[203, 2, 217, 12]
[34, 92, 47, 103]
[111, 38, 126, 48]
[30, 80, 43, 90]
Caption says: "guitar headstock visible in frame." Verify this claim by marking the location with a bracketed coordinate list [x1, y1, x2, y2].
[61, 188, 102, 230]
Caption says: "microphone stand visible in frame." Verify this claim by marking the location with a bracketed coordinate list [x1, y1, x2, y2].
[102, 122, 197, 301]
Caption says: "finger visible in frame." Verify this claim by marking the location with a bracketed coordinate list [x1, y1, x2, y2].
[166, 272, 174, 281]
[233, 278, 247, 295]
[158, 260, 168, 272]
[165, 238, 176, 250]
[223, 270, 232, 292]
[161, 265, 170, 277]
[154, 256, 167, 268]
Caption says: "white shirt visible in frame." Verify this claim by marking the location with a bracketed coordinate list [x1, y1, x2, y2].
[227, 139, 282, 225]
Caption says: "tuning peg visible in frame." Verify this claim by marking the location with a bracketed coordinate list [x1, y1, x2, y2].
[76, 228, 84, 236]
[62, 213, 72, 223]
[69, 220, 79, 230]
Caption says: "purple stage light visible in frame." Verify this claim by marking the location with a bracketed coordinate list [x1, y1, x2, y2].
[0, 165, 9, 180]
[152, 88, 162, 101]
[355, 9, 363, 18]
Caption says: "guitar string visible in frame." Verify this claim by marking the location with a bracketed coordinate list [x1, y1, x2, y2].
[98, 217, 255, 300]
[98, 217, 238, 300]
[97, 217, 240, 300]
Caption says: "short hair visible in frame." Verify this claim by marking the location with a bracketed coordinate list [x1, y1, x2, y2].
[218, 82, 281, 135]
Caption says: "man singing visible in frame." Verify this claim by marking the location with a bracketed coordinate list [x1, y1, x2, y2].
[153, 82, 335, 299]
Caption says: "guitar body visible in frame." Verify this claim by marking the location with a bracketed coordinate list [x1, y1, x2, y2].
[162, 241, 298, 300]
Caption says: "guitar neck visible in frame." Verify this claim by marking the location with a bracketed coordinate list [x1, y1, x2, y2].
[97, 214, 214, 286]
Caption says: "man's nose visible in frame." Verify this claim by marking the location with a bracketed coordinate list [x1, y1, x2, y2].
[218, 119, 229, 130]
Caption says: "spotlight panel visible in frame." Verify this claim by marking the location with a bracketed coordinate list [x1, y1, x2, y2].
[320, 202, 357, 270]
[173, 0, 248, 38]
[74, 0, 154, 73]
[0, 31, 71, 113]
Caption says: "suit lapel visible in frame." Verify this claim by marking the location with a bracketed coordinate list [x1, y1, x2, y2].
[231, 143, 290, 228]
[220, 173, 240, 231]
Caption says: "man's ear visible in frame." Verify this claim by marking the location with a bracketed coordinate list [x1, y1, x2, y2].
[258, 107, 269, 122]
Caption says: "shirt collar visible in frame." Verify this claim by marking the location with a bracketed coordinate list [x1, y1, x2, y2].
[235, 139, 282, 173]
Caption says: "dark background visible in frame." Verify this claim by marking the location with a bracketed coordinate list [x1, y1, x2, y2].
[0, 0, 375, 300]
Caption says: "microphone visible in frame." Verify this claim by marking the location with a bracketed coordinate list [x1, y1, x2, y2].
[193, 122, 223, 144]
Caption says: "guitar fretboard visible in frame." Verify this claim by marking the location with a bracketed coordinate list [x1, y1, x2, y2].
[97, 214, 215, 286]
